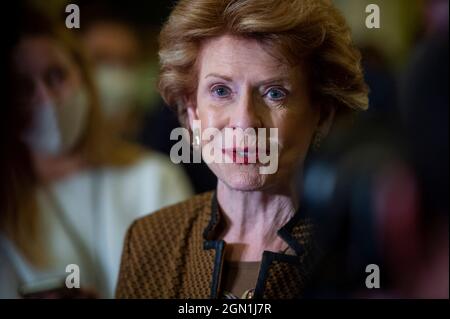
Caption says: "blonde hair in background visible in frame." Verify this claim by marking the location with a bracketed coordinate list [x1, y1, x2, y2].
[158, 0, 369, 128]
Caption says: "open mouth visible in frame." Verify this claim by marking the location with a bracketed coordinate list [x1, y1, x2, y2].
[222, 147, 260, 164]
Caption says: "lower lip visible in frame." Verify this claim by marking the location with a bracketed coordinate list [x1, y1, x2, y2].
[222, 149, 258, 164]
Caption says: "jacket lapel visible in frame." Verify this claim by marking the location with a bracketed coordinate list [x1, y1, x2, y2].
[201, 192, 315, 299]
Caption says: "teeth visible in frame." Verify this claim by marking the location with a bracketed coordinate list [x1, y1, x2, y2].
[238, 151, 247, 157]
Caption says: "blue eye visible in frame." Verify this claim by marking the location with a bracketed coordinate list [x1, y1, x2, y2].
[265, 88, 286, 101]
[211, 85, 231, 98]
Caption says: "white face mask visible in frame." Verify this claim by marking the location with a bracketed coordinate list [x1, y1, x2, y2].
[23, 88, 89, 156]
[94, 65, 138, 117]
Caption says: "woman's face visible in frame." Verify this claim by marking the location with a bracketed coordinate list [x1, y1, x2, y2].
[12, 35, 89, 156]
[13, 35, 82, 110]
[189, 35, 323, 192]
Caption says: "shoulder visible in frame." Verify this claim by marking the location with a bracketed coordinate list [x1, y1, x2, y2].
[109, 151, 192, 194]
[97, 151, 193, 210]
[106, 150, 184, 181]
[116, 192, 214, 298]
[127, 191, 214, 244]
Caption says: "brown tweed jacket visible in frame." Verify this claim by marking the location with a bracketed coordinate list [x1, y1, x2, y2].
[116, 191, 315, 299]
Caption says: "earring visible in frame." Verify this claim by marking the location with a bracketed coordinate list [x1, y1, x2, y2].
[192, 128, 201, 148]
[312, 131, 323, 151]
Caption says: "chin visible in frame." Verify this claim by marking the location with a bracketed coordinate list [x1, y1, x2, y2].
[217, 165, 270, 191]
[225, 180, 265, 191]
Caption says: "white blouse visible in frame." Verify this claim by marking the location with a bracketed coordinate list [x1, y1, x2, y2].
[0, 152, 193, 298]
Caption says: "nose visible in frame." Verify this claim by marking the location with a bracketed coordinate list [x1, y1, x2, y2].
[229, 89, 263, 129]
[32, 79, 52, 107]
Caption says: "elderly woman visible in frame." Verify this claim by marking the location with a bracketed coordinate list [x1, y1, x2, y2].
[116, 0, 368, 299]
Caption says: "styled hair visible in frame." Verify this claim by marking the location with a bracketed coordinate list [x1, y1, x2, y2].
[158, 0, 369, 127]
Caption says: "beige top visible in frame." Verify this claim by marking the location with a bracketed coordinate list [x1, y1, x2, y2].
[221, 261, 261, 299]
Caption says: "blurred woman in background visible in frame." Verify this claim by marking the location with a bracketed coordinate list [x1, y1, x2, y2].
[81, 10, 155, 142]
[0, 8, 192, 298]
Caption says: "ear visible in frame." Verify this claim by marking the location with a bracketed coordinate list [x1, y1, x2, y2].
[185, 95, 199, 131]
[316, 105, 336, 138]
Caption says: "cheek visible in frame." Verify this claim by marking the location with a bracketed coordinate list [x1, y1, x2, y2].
[275, 109, 317, 158]
[196, 94, 229, 129]
[53, 68, 82, 104]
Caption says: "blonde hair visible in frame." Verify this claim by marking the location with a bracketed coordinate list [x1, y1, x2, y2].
[158, 0, 368, 127]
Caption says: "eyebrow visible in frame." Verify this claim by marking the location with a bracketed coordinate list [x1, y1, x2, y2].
[204, 73, 291, 86]
[204, 73, 233, 82]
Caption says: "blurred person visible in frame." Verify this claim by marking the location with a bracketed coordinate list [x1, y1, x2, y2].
[299, 30, 448, 299]
[116, 0, 368, 299]
[81, 13, 152, 140]
[0, 8, 192, 299]
[80, 5, 218, 194]
[396, 32, 448, 298]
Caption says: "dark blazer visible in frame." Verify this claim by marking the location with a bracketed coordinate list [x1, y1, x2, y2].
[116, 191, 315, 298]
